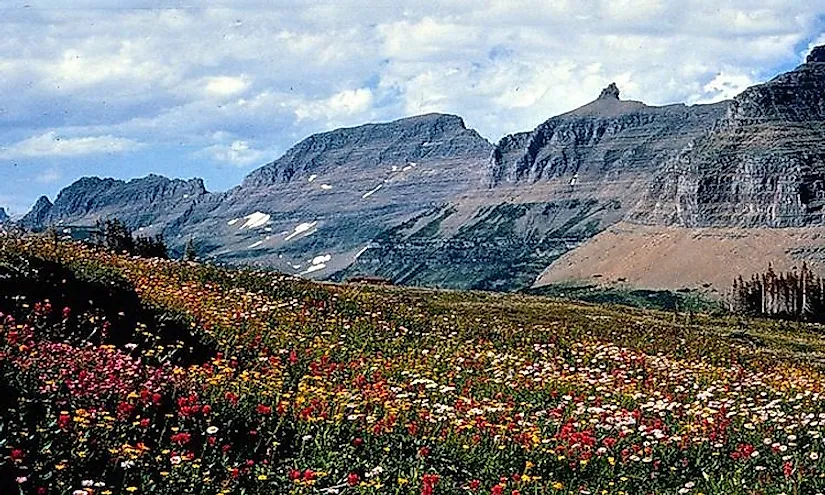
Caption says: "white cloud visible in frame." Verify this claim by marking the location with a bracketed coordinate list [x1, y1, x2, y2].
[295, 88, 374, 122]
[35, 167, 62, 184]
[697, 72, 757, 103]
[0, 132, 143, 158]
[0, 1, 823, 214]
[205, 76, 250, 97]
[204, 140, 267, 166]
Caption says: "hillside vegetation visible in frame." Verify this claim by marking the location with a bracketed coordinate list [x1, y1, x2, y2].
[3, 238, 825, 494]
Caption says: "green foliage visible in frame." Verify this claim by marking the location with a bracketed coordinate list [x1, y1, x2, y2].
[94, 218, 168, 259]
[183, 238, 198, 261]
[525, 283, 723, 313]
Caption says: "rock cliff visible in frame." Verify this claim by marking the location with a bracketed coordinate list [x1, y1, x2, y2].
[633, 48, 825, 227]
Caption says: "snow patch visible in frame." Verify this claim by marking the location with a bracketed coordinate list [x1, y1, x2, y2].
[302, 263, 327, 274]
[248, 240, 264, 249]
[353, 245, 371, 260]
[227, 218, 240, 226]
[284, 221, 317, 241]
[299, 253, 332, 275]
[308, 174, 318, 182]
[311, 254, 332, 265]
[320, 184, 332, 190]
[240, 212, 271, 229]
[362, 184, 383, 198]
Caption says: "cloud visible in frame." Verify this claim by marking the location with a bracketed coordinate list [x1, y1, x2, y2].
[0, 1, 823, 213]
[696, 72, 757, 103]
[295, 88, 374, 123]
[205, 76, 250, 97]
[35, 167, 62, 184]
[203, 140, 267, 166]
[0, 132, 143, 158]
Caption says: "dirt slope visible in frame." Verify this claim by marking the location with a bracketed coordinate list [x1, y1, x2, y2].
[534, 222, 825, 292]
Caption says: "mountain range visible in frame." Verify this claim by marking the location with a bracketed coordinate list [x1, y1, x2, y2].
[13, 45, 825, 293]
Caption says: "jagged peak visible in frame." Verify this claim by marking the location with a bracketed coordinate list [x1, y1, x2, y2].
[60, 174, 207, 194]
[807, 45, 825, 64]
[598, 82, 621, 100]
[32, 195, 53, 209]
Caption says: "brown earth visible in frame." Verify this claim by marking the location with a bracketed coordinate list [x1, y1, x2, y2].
[533, 222, 825, 292]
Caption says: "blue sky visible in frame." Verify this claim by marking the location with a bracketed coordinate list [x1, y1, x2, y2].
[1, 1, 824, 216]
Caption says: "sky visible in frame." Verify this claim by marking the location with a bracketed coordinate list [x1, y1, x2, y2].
[1, 1, 824, 216]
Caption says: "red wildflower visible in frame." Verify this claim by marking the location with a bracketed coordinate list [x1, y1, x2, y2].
[256, 404, 272, 415]
[57, 412, 71, 429]
[170, 432, 192, 445]
[420, 473, 439, 495]
[347, 473, 360, 486]
[117, 401, 135, 419]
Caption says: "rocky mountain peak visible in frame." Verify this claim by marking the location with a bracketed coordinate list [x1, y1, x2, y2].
[598, 82, 621, 100]
[0, 207, 9, 223]
[20, 196, 54, 229]
[807, 45, 825, 64]
[242, 113, 492, 187]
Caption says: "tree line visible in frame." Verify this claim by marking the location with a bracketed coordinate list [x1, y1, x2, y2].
[729, 263, 825, 322]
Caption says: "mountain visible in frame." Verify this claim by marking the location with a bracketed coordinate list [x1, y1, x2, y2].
[179, 113, 494, 275]
[23, 45, 825, 292]
[632, 46, 825, 227]
[20, 175, 213, 237]
[20, 196, 54, 230]
[339, 83, 726, 289]
[0, 208, 9, 223]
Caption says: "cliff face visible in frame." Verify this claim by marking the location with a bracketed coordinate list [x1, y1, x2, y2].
[0, 208, 9, 223]
[633, 48, 825, 227]
[489, 84, 727, 187]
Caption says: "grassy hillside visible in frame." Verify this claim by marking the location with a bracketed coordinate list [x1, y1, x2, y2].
[3, 237, 825, 494]
[525, 283, 723, 314]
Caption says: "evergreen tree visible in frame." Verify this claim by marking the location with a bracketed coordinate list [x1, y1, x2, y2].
[183, 238, 197, 262]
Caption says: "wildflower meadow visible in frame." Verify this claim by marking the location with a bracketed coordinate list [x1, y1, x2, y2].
[3, 237, 825, 494]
